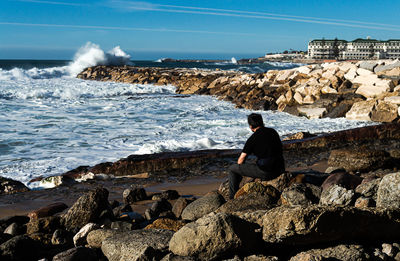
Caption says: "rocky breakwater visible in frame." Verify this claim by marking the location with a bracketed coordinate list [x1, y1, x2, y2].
[78, 60, 400, 122]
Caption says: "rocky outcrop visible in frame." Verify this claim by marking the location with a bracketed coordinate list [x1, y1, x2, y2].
[78, 59, 400, 122]
[0, 176, 29, 195]
[181, 191, 225, 221]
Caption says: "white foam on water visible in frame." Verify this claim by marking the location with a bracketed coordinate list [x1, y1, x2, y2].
[0, 43, 377, 189]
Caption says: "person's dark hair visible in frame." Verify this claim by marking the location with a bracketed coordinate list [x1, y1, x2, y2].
[247, 113, 264, 128]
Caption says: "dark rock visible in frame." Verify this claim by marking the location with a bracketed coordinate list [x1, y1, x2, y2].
[169, 212, 261, 260]
[145, 199, 173, 220]
[0, 233, 12, 245]
[161, 253, 196, 261]
[28, 232, 53, 246]
[152, 190, 180, 200]
[371, 101, 399, 122]
[28, 202, 68, 220]
[0, 235, 41, 261]
[110, 221, 133, 231]
[321, 172, 363, 191]
[123, 187, 147, 204]
[324, 101, 353, 118]
[52, 246, 98, 261]
[262, 205, 400, 245]
[172, 198, 194, 219]
[289, 244, 371, 261]
[26, 216, 61, 234]
[281, 183, 321, 206]
[0, 176, 29, 195]
[217, 193, 276, 214]
[263, 172, 296, 192]
[0, 216, 30, 232]
[328, 148, 392, 173]
[52, 229, 73, 246]
[62, 187, 111, 231]
[113, 204, 132, 218]
[101, 229, 174, 261]
[181, 191, 225, 221]
[3, 223, 25, 236]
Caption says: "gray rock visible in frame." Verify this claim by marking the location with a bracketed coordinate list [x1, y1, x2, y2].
[262, 205, 400, 245]
[52, 247, 98, 261]
[281, 183, 321, 206]
[374, 60, 400, 73]
[123, 187, 147, 204]
[181, 191, 225, 221]
[0, 235, 41, 261]
[62, 187, 111, 231]
[320, 184, 355, 206]
[377, 172, 400, 208]
[289, 244, 370, 261]
[87, 229, 119, 248]
[169, 212, 260, 260]
[355, 178, 381, 200]
[359, 61, 379, 71]
[73, 223, 99, 247]
[101, 229, 174, 261]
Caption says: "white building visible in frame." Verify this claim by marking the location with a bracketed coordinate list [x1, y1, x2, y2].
[308, 38, 400, 60]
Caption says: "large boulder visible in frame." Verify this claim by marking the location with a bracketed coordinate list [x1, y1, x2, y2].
[181, 191, 225, 221]
[327, 148, 391, 173]
[0, 176, 29, 195]
[0, 235, 41, 261]
[319, 185, 355, 206]
[376, 172, 400, 208]
[262, 205, 400, 245]
[355, 84, 390, 99]
[172, 198, 194, 219]
[371, 101, 399, 122]
[62, 187, 111, 231]
[123, 187, 147, 204]
[281, 183, 321, 206]
[289, 244, 370, 261]
[345, 100, 376, 121]
[169, 212, 260, 260]
[101, 229, 174, 261]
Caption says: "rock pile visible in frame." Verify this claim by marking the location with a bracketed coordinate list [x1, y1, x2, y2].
[78, 60, 400, 122]
[2, 143, 400, 260]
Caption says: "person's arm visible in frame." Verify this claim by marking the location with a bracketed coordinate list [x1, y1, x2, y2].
[237, 152, 247, 164]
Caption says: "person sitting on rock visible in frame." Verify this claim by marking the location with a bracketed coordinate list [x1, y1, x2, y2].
[229, 113, 285, 199]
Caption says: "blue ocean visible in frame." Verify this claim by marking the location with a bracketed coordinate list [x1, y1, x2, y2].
[0, 43, 373, 188]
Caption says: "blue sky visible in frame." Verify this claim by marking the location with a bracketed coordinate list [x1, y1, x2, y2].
[1, 0, 400, 60]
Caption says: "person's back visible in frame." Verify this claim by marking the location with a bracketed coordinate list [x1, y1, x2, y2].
[228, 113, 285, 199]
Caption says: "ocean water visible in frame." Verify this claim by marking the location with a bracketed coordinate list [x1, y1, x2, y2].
[0, 42, 374, 188]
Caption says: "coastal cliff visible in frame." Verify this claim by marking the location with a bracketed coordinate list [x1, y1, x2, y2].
[77, 60, 400, 122]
